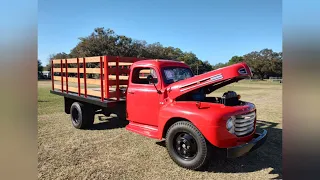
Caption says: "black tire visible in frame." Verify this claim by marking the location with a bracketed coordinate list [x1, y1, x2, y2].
[165, 121, 211, 170]
[70, 102, 95, 129]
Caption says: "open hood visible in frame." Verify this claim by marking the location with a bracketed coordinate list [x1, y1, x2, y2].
[165, 62, 252, 100]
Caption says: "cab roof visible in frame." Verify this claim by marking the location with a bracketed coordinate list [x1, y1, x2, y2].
[133, 59, 190, 69]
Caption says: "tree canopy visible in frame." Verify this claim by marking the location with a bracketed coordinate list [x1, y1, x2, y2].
[38, 60, 43, 72]
[47, 27, 282, 79]
[49, 27, 212, 74]
[212, 49, 282, 79]
[38, 60, 44, 78]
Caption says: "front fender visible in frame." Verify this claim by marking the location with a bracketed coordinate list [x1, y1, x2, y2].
[158, 102, 219, 127]
[157, 101, 223, 142]
[157, 101, 256, 148]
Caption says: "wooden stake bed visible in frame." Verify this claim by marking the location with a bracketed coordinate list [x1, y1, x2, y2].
[50, 56, 148, 102]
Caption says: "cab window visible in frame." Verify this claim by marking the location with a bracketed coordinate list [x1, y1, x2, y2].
[162, 67, 193, 84]
[131, 67, 158, 84]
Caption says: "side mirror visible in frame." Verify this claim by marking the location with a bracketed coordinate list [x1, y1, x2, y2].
[146, 75, 161, 94]
[147, 75, 154, 84]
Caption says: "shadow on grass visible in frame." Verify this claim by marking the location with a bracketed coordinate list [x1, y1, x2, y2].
[88, 115, 129, 130]
[156, 120, 282, 179]
[156, 141, 166, 147]
[207, 120, 282, 179]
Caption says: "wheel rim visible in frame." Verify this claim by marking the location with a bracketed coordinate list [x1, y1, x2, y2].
[173, 132, 198, 160]
[71, 108, 80, 124]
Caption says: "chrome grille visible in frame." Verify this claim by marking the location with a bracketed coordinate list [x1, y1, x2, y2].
[234, 111, 255, 136]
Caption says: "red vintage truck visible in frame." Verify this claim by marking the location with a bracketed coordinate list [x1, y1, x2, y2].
[50, 56, 267, 170]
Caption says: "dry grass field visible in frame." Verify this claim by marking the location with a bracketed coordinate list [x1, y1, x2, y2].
[38, 80, 282, 180]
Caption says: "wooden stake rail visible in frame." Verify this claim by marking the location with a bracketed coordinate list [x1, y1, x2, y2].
[51, 56, 146, 101]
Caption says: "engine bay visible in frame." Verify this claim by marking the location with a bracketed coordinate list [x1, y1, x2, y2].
[220, 91, 242, 106]
[176, 87, 243, 106]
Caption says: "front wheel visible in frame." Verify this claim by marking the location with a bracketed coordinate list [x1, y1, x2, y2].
[165, 121, 211, 170]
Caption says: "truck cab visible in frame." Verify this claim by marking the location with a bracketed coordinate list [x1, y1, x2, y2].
[125, 59, 267, 170]
[126, 60, 192, 126]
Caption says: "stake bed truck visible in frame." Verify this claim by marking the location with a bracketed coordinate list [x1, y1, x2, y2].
[50, 56, 267, 170]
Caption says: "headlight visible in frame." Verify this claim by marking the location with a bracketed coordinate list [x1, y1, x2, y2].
[226, 116, 235, 134]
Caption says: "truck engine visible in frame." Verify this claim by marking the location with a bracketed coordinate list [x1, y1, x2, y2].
[220, 91, 241, 106]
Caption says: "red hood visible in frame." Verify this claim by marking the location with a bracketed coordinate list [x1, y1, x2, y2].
[165, 62, 252, 100]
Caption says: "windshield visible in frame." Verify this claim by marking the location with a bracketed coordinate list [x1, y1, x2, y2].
[162, 67, 194, 84]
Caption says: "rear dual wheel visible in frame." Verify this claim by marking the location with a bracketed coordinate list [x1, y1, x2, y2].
[70, 102, 95, 129]
[165, 121, 212, 170]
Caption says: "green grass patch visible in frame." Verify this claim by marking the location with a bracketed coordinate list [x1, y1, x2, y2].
[213, 84, 263, 92]
[240, 79, 282, 85]
[38, 87, 63, 115]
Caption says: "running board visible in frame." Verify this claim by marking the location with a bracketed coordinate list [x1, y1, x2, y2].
[126, 122, 160, 139]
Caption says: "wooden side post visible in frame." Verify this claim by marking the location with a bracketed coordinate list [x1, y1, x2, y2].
[65, 59, 68, 93]
[116, 56, 120, 101]
[83, 57, 87, 97]
[60, 59, 64, 92]
[77, 57, 80, 96]
[104, 56, 109, 98]
[51, 60, 54, 90]
[100, 56, 104, 101]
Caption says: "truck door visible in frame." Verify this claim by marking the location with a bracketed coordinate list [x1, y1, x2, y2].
[126, 66, 161, 126]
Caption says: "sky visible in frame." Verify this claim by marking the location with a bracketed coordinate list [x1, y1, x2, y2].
[38, 0, 282, 66]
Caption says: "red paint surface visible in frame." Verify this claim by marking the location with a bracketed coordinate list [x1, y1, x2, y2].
[51, 60, 54, 90]
[116, 56, 120, 100]
[60, 59, 64, 92]
[83, 58, 87, 97]
[77, 58, 80, 96]
[65, 59, 68, 93]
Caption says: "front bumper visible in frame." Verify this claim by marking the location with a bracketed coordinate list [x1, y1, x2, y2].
[227, 129, 268, 158]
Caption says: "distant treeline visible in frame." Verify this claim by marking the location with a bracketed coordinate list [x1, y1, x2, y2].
[41, 27, 282, 79]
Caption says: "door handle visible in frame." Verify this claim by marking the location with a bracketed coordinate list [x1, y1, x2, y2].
[128, 91, 135, 94]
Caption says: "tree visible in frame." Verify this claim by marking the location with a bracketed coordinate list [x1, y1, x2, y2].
[42, 52, 72, 78]
[145, 42, 165, 59]
[192, 60, 212, 75]
[67, 27, 213, 74]
[212, 62, 228, 70]
[38, 60, 43, 78]
[243, 49, 282, 79]
[38, 60, 43, 72]
[70, 28, 133, 57]
[47, 27, 282, 78]
[50, 52, 70, 60]
[211, 49, 282, 79]
[228, 56, 244, 65]
[177, 52, 199, 74]
[162, 46, 183, 60]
